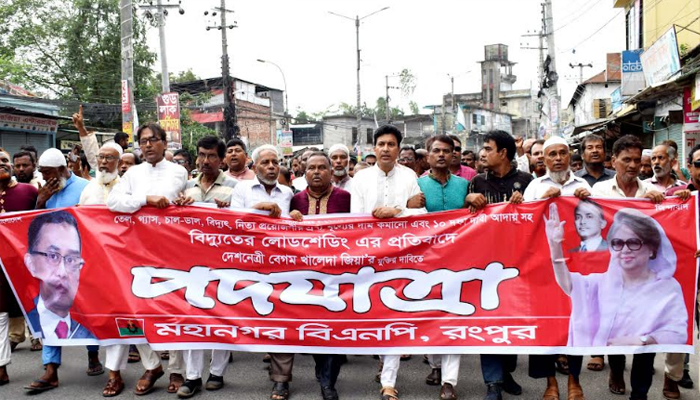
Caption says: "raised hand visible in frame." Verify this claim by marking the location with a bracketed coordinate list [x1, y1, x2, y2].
[543, 203, 566, 245]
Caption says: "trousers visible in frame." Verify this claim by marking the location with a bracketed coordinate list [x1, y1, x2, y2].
[185, 350, 230, 380]
[528, 355, 583, 379]
[105, 344, 161, 372]
[427, 354, 461, 386]
[664, 353, 686, 382]
[609, 353, 656, 398]
[312, 354, 344, 388]
[269, 353, 295, 382]
[481, 354, 517, 384]
[0, 313, 10, 367]
[42, 343, 99, 366]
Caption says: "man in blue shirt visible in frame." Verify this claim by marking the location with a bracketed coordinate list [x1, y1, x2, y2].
[416, 134, 467, 400]
[417, 135, 469, 213]
[35, 148, 89, 209]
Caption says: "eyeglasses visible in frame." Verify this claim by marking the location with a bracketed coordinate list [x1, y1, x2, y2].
[30, 251, 84, 272]
[97, 155, 118, 162]
[454, 146, 462, 153]
[693, 160, 700, 168]
[138, 137, 162, 146]
[173, 159, 187, 165]
[610, 238, 644, 251]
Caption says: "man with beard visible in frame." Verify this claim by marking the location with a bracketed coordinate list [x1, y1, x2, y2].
[78, 143, 122, 206]
[329, 144, 353, 191]
[119, 152, 141, 177]
[107, 123, 188, 395]
[224, 139, 255, 181]
[13, 151, 43, 188]
[0, 148, 38, 386]
[574, 134, 615, 187]
[287, 152, 351, 400]
[522, 136, 590, 400]
[530, 139, 546, 178]
[229, 145, 294, 217]
[35, 149, 89, 210]
[640, 150, 653, 180]
[644, 144, 685, 192]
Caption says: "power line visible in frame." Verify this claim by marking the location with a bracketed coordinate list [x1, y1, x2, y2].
[558, 10, 624, 54]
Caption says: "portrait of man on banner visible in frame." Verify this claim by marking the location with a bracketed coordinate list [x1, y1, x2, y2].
[569, 200, 608, 253]
[545, 203, 687, 347]
[23, 210, 95, 340]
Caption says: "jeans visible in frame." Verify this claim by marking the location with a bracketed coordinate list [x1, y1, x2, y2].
[609, 353, 656, 398]
[313, 354, 343, 388]
[42, 344, 98, 366]
[481, 354, 517, 384]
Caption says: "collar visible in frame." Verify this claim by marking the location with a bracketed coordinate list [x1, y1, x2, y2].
[306, 185, 334, 201]
[64, 172, 77, 187]
[648, 176, 682, 187]
[428, 170, 451, 184]
[542, 171, 579, 186]
[37, 296, 71, 338]
[228, 167, 251, 180]
[582, 235, 604, 251]
[374, 164, 396, 177]
[195, 171, 225, 187]
[252, 176, 282, 193]
[611, 175, 646, 195]
[146, 158, 169, 169]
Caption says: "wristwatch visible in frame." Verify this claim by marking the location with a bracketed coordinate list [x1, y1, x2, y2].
[640, 335, 649, 345]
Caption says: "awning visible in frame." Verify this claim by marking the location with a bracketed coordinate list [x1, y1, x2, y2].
[625, 66, 700, 104]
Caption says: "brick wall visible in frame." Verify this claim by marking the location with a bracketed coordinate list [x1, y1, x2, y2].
[237, 99, 273, 149]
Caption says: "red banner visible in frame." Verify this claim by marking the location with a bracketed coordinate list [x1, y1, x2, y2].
[0, 196, 697, 355]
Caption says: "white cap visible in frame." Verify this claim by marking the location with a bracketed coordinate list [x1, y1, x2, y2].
[329, 144, 349, 156]
[38, 148, 67, 168]
[642, 149, 652, 157]
[101, 142, 123, 156]
[543, 136, 569, 151]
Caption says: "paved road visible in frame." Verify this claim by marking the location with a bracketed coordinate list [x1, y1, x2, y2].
[2, 343, 700, 400]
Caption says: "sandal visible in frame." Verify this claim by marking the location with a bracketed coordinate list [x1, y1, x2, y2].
[556, 355, 570, 375]
[270, 381, 289, 400]
[128, 345, 141, 363]
[135, 366, 164, 396]
[400, 354, 411, 361]
[587, 356, 604, 371]
[103, 378, 125, 397]
[380, 386, 399, 400]
[30, 339, 43, 351]
[440, 383, 457, 400]
[87, 360, 105, 376]
[160, 351, 170, 360]
[426, 368, 441, 385]
[167, 373, 184, 393]
[24, 378, 58, 392]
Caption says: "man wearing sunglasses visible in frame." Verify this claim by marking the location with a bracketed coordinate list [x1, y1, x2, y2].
[23, 211, 95, 393]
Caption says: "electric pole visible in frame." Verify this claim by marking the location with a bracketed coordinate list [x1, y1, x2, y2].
[140, 0, 185, 94]
[544, 0, 561, 136]
[120, 0, 138, 143]
[206, 2, 237, 140]
[385, 74, 399, 123]
[329, 7, 389, 151]
[570, 62, 594, 84]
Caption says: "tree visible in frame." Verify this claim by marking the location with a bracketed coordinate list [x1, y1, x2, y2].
[0, 0, 156, 104]
[409, 100, 420, 115]
[294, 110, 311, 124]
[399, 69, 417, 97]
[375, 97, 403, 120]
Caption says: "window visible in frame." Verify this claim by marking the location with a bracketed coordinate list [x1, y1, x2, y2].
[352, 127, 358, 144]
[366, 128, 373, 145]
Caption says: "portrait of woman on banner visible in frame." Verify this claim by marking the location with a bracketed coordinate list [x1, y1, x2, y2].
[544, 202, 687, 347]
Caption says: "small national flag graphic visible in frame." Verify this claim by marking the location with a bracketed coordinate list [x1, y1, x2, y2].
[115, 318, 145, 337]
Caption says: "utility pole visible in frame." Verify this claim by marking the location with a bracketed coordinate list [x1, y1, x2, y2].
[544, 0, 561, 136]
[120, 0, 137, 143]
[140, 0, 185, 94]
[570, 62, 594, 84]
[384, 74, 399, 123]
[329, 7, 389, 150]
[206, 2, 237, 140]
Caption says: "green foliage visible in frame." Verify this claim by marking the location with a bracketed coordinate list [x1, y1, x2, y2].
[294, 110, 311, 124]
[0, 0, 156, 103]
[179, 109, 218, 158]
[375, 97, 404, 120]
[680, 43, 689, 57]
[409, 100, 420, 115]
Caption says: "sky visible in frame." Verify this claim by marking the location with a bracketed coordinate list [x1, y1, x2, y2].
[146, 0, 625, 115]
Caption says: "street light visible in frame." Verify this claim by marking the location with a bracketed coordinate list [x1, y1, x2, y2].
[257, 59, 288, 123]
[328, 6, 389, 151]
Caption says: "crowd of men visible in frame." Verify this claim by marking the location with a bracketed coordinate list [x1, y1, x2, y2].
[0, 108, 699, 400]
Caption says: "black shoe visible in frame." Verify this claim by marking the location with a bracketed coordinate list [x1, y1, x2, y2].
[679, 369, 694, 389]
[484, 383, 502, 400]
[205, 374, 224, 391]
[177, 378, 202, 399]
[321, 385, 339, 400]
[501, 372, 522, 396]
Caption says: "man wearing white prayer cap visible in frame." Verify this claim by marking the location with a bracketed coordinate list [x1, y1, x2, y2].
[328, 144, 353, 191]
[522, 136, 592, 400]
[79, 143, 123, 206]
[36, 148, 90, 209]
